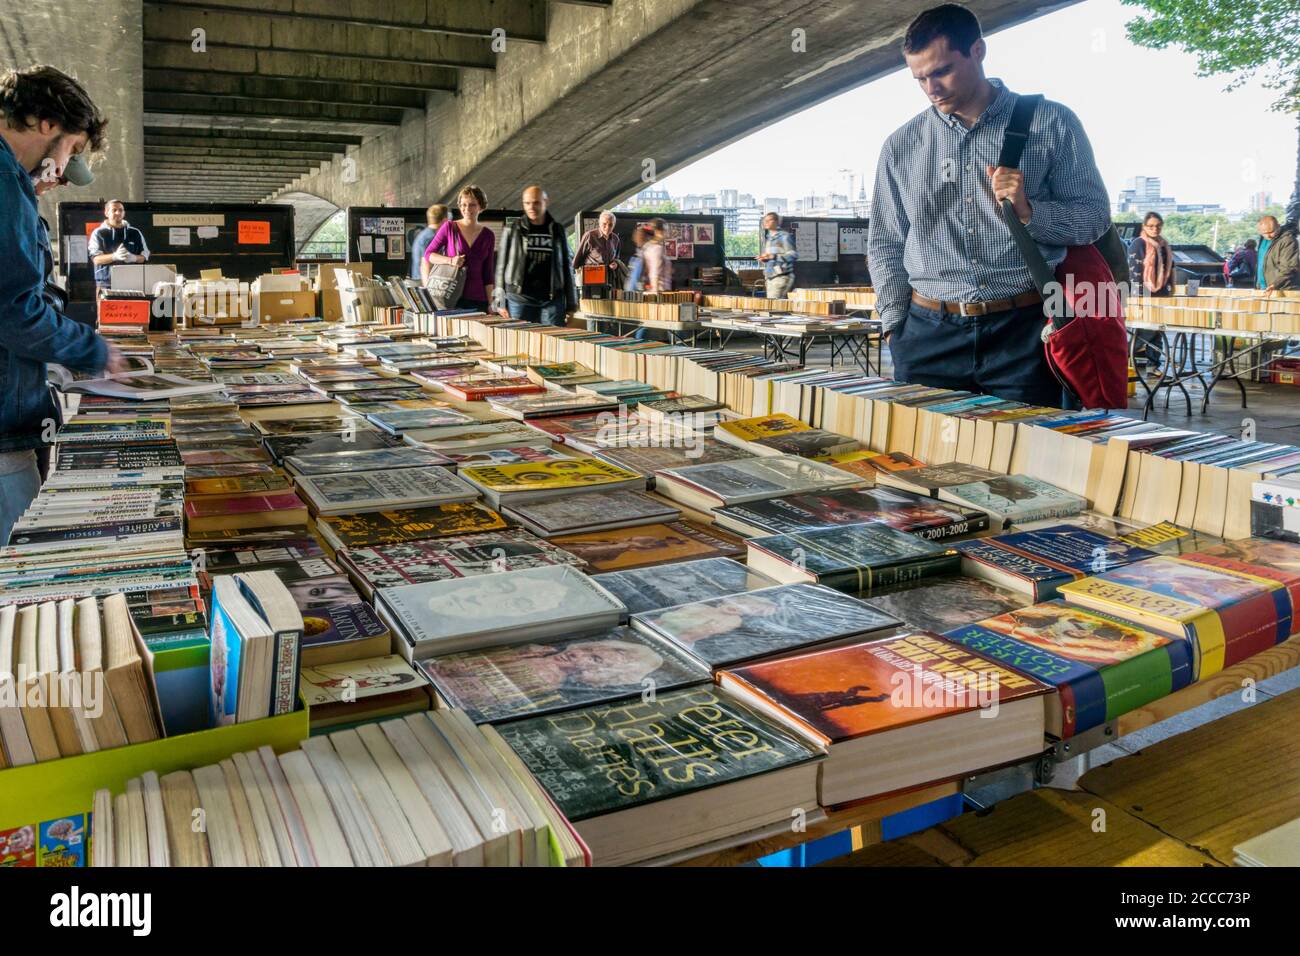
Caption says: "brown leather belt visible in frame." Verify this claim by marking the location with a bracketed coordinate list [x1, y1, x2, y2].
[911, 289, 1042, 317]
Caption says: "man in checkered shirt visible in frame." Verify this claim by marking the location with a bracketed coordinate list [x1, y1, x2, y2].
[869, 4, 1112, 407]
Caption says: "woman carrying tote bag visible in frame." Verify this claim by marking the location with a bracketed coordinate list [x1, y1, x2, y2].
[422, 185, 496, 312]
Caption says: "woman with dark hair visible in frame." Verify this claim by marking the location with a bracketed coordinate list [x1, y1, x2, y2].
[1127, 211, 1174, 372]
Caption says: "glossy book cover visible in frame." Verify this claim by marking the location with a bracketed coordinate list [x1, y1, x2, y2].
[719, 486, 987, 540]
[595, 557, 775, 617]
[957, 526, 1157, 600]
[550, 521, 744, 572]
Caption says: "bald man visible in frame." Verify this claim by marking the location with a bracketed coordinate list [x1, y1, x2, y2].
[1257, 215, 1299, 291]
[493, 185, 577, 326]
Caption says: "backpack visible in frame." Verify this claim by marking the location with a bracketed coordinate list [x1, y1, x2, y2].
[998, 94, 1130, 410]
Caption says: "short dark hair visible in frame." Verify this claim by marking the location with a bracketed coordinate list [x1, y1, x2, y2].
[1245, 238, 1258, 249]
[1143, 211, 1164, 225]
[0, 65, 108, 151]
[903, 4, 983, 56]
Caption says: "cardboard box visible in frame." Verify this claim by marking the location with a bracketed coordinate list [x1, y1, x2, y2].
[320, 288, 343, 322]
[200, 268, 224, 280]
[255, 290, 317, 322]
[109, 263, 178, 293]
[252, 273, 310, 294]
[322, 261, 373, 291]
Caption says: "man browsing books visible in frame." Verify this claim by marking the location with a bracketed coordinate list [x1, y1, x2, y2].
[493, 185, 578, 326]
[0, 65, 125, 544]
[868, 4, 1111, 407]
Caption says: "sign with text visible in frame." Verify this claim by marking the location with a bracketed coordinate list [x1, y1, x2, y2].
[238, 220, 271, 244]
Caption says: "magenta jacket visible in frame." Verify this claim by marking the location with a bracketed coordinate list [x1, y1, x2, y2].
[426, 220, 496, 301]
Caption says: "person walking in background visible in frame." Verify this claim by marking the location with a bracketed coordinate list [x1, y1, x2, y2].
[422, 186, 495, 312]
[88, 198, 150, 293]
[624, 226, 652, 292]
[410, 203, 449, 280]
[1258, 215, 1300, 291]
[1224, 239, 1257, 288]
[642, 218, 672, 293]
[868, 4, 1111, 407]
[493, 185, 577, 326]
[1, 64, 125, 544]
[575, 210, 624, 287]
[1127, 211, 1174, 372]
[757, 212, 797, 298]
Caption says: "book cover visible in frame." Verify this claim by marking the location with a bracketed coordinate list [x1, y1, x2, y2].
[299, 654, 426, 706]
[749, 523, 960, 594]
[318, 503, 508, 550]
[658, 455, 862, 505]
[751, 429, 858, 458]
[419, 626, 711, 724]
[286, 446, 453, 477]
[263, 430, 400, 463]
[496, 686, 818, 821]
[866, 576, 1028, 634]
[1058, 555, 1288, 679]
[939, 475, 1086, 525]
[502, 490, 679, 535]
[716, 413, 810, 443]
[632, 582, 900, 667]
[338, 530, 586, 592]
[719, 486, 987, 541]
[183, 491, 307, 520]
[879, 462, 1002, 495]
[296, 467, 478, 513]
[592, 441, 754, 477]
[943, 600, 1194, 737]
[595, 557, 775, 617]
[460, 457, 642, 493]
[721, 632, 1047, 743]
[550, 521, 745, 572]
[957, 526, 1157, 600]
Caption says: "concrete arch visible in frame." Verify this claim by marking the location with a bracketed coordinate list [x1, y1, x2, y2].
[280, 191, 343, 256]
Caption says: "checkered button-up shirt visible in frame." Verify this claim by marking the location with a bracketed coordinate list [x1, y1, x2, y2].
[867, 79, 1111, 334]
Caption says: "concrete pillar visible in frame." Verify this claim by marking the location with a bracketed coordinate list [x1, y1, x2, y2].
[0, 0, 145, 235]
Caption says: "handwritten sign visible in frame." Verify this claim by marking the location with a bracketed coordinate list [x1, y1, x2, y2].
[238, 220, 271, 244]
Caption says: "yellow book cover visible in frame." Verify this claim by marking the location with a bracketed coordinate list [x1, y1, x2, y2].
[460, 457, 642, 492]
[715, 413, 810, 443]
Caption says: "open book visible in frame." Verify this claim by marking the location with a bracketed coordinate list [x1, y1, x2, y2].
[48, 359, 223, 400]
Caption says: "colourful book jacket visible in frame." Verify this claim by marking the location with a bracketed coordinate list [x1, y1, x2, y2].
[1057, 555, 1291, 680]
[317, 502, 508, 550]
[943, 600, 1193, 738]
[460, 456, 642, 493]
[956, 526, 1157, 600]
[937, 474, 1086, 527]
[747, 523, 960, 595]
[717, 486, 988, 541]
[496, 686, 819, 822]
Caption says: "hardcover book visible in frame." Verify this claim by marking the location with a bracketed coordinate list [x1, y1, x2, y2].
[419, 626, 711, 724]
[286, 446, 454, 477]
[295, 466, 479, 515]
[317, 503, 508, 551]
[875, 462, 1003, 497]
[631, 582, 900, 667]
[263, 430, 399, 464]
[591, 441, 755, 479]
[943, 600, 1194, 738]
[376, 565, 626, 660]
[299, 654, 431, 728]
[1057, 554, 1294, 681]
[655, 454, 865, 511]
[336, 530, 586, 596]
[715, 486, 988, 541]
[957, 526, 1157, 601]
[549, 520, 745, 572]
[594, 557, 776, 618]
[501, 490, 680, 537]
[937, 474, 1087, 527]
[864, 576, 1028, 635]
[718, 632, 1050, 804]
[746, 523, 960, 595]
[459, 456, 645, 507]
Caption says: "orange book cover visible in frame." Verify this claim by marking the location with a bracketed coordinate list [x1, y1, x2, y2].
[549, 520, 744, 572]
[720, 632, 1049, 745]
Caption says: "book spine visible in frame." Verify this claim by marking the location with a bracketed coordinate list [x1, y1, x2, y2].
[912, 513, 990, 541]
[271, 628, 302, 717]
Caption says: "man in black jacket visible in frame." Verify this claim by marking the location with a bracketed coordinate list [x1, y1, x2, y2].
[493, 185, 577, 326]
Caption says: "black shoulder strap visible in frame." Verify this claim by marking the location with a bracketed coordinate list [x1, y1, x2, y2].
[997, 94, 1043, 170]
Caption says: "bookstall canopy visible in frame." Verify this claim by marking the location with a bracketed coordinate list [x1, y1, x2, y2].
[346, 206, 521, 279]
[56, 202, 296, 303]
[782, 217, 871, 287]
[575, 210, 726, 290]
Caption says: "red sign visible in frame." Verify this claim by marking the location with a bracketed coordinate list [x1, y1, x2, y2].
[98, 299, 151, 327]
[238, 220, 271, 244]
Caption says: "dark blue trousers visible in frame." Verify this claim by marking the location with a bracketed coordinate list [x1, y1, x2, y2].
[889, 300, 1067, 408]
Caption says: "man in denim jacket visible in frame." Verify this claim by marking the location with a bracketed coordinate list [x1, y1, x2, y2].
[757, 212, 798, 299]
[0, 65, 124, 543]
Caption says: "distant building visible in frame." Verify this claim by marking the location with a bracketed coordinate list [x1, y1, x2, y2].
[617, 186, 671, 210]
[735, 205, 764, 234]
[1250, 191, 1274, 212]
[707, 206, 740, 233]
[764, 197, 788, 214]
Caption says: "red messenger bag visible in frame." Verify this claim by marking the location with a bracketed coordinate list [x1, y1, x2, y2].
[998, 94, 1131, 410]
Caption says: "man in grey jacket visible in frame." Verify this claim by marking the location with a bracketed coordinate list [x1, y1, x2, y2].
[1257, 215, 1299, 291]
[493, 185, 577, 326]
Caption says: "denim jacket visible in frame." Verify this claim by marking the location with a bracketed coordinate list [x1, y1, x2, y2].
[762, 228, 797, 278]
[0, 137, 107, 452]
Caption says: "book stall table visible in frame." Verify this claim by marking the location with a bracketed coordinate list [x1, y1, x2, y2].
[574, 310, 706, 346]
[701, 318, 883, 375]
[1127, 322, 1300, 419]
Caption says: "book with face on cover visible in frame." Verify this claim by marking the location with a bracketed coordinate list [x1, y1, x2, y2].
[864, 576, 1028, 635]
[594, 557, 776, 618]
[299, 655, 431, 729]
[336, 530, 586, 597]
[956, 526, 1158, 601]
[375, 564, 627, 660]
[317, 503, 508, 551]
[501, 490, 680, 537]
[717, 632, 1050, 805]
[943, 600, 1194, 739]
[654, 454, 865, 511]
[937, 474, 1087, 528]
[418, 626, 711, 724]
[631, 582, 901, 667]
[549, 520, 745, 573]
[715, 486, 988, 541]
[295, 466, 479, 515]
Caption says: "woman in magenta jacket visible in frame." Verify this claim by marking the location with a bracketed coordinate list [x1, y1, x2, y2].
[422, 185, 496, 312]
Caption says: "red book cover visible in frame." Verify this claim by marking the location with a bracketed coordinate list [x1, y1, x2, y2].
[1180, 540, 1300, 641]
[442, 379, 544, 402]
[184, 492, 307, 519]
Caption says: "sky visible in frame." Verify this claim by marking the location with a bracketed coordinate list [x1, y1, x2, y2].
[655, 0, 1296, 213]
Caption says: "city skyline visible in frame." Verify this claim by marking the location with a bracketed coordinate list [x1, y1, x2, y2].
[648, 0, 1295, 217]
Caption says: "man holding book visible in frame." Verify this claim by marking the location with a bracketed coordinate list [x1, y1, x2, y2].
[868, 4, 1111, 407]
[0, 65, 125, 544]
